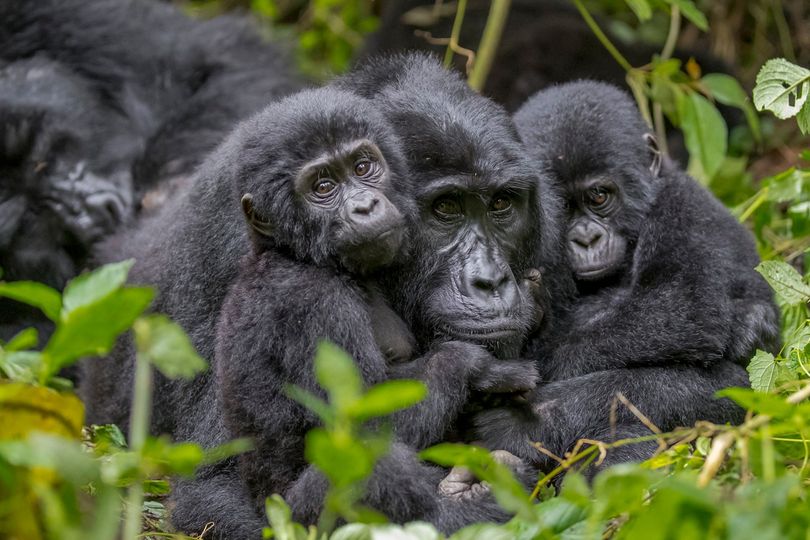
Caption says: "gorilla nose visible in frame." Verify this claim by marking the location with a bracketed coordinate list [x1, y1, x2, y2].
[85, 191, 127, 231]
[472, 267, 510, 294]
[351, 193, 380, 216]
[570, 223, 603, 248]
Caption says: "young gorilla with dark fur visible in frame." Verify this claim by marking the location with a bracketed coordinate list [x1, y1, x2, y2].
[471, 81, 779, 476]
[215, 86, 536, 532]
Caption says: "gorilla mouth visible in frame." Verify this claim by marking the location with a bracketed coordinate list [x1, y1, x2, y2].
[575, 264, 613, 280]
[444, 323, 521, 341]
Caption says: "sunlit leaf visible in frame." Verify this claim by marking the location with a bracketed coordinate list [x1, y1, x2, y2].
[348, 380, 426, 422]
[756, 261, 810, 305]
[133, 314, 206, 380]
[61, 259, 134, 315]
[753, 58, 810, 120]
[0, 382, 84, 439]
[314, 341, 362, 412]
[43, 287, 154, 379]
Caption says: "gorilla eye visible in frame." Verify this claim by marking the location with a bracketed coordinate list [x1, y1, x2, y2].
[313, 179, 337, 196]
[587, 187, 609, 207]
[354, 159, 373, 177]
[433, 197, 462, 217]
[490, 195, 512, 213]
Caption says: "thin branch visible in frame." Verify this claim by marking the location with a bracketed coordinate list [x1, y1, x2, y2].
[571, 0, 632, 72]
[468, 0, 511, 91]
[444, 0, 468, 67]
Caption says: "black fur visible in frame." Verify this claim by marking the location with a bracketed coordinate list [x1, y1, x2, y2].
[471, 81, 778, 477]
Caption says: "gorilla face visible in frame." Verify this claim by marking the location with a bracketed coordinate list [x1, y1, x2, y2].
[230, 88, 414, 276]
[0, 57, 141, 289]
[376, 82, 539, 354]
[565, 177, 628, 281]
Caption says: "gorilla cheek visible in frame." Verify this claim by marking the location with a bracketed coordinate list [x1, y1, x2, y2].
[0, 195, 26, 247]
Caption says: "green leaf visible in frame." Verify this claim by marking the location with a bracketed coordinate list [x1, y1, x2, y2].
[133, 314, 206, 380]
[43, 287, 154, 379]
[664, 0, 708, 31]
[0, 351, 42, 383]
[592, 464, 654, 518]
[0, 281, 62, 321]
[265, 494, 310, 540]
[348, 380, 426, 422]
[745, 350, 789, 392]
[4, 327, 38, 352]
[753, 58, 810, 119]
[797, 102, 810, 135]
[702, 73, 761, 142]
[285, 384, 334, 426]
[314, 341, 362, 412]
[718, 387, 793, 417]
[61, 259, 134, 315]
[756, 260, 810, 305]
[420, 443, 532, 517]
[623, 0, 652, 21]
[305, 427, 375, 486]
[678, 91, 728, 181]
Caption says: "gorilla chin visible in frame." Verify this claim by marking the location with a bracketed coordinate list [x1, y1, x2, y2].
[570, 237, 626, 282]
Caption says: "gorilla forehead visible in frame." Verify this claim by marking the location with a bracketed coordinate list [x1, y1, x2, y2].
[515, 81, 655, 205]
[228, 88, 405, 193]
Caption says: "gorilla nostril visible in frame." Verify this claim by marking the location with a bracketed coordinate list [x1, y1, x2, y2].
[87, 192, 126, 229]
[353, 197, 379, 215]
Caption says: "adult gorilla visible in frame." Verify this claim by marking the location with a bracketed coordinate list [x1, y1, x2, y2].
[83, 54, 562, 537]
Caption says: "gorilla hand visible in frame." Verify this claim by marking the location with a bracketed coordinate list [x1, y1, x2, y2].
[438, 450, 528, 500]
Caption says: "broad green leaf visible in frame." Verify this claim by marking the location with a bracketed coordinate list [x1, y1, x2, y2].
[42, 287, 154, 379]
[756, 261, 810, 305]
[678, 92, 728, 181]
[718, 387, 793, 417]
[314, 341, 362, 411]
[745, 350, 786, 392]
[305, 427, 375, 486]
[61, 259, 134, 315]
[4, 327, 38, 352]
[0, 433, 98, 484]
[664, 0, 708, 31]
[0, 281, 61, 321]
[761, 168, 808, 203]
[201, 438, 254, 467]
[348, 380, 426, 422]
[753, 58, 810, 119]
[702, 73, 761, 142]
[133, 314, 206, 380]
[623, 0, 652, 21]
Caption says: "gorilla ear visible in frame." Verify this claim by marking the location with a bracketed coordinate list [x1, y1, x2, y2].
[643, 133, 663, 178]
[241, 193, 274, 237]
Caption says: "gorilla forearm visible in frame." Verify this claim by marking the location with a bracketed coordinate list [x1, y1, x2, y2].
[474, 363, 748, 473]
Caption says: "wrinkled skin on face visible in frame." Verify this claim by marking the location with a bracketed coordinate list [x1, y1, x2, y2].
[0, 57, 141, 292]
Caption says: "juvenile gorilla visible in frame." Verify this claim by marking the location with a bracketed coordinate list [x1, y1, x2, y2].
[215, 87, 535, 532]
[472, 81, 779, 475]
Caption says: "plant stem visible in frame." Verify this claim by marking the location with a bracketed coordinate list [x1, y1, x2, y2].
[468, 0, 511, 91]
[771, 0, 796, 63]
[444, 0, 468, 67]
[661, 5, 681, 61]
[122, 352, 153, 540]
[571, 0, 632, 72]
[653, 102, 670, 156]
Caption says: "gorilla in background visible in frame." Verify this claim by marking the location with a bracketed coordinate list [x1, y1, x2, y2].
[0, 0, 302, 341]
[0, 57, 140, 340]
[471, 81, 779, 476]
[82, 54, 553, 537]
